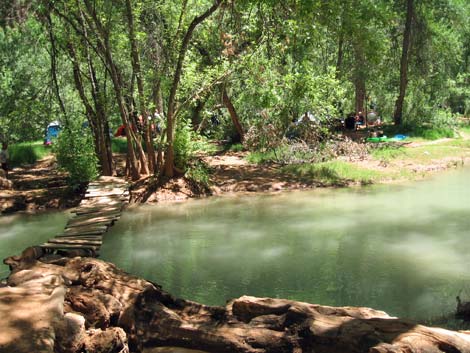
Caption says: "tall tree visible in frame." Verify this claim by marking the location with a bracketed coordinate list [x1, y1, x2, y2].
[394, 0, 414, 125]
[164, 0, 223, 178]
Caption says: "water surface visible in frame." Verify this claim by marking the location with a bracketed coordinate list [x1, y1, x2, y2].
[100, 168, 470, 322]
[0, 211, 69, 277]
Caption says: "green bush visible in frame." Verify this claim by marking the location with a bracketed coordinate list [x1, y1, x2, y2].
[174, 120, 198, 170]
[54, 123, 99, 185]
[9, 141, 50, 166]
[185, 159, 212, 190]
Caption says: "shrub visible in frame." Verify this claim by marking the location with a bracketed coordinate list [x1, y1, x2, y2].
[244, 122, 283, 152]
[54, 123, 99, 186]
[247, 137, 369, 165]
[185, 159, 212, 191]
[174, 120, 194, 170]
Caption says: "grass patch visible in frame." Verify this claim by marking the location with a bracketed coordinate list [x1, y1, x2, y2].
[9, 141, 51, 166]
[282, 161, 384, 185]
[371, 146, 407, 161]
[192, 137, 221, 154]
[224, 143, 245, 153]
[246, 149, 280, 164]
[380, 124, 456, 141]
[111, 138, 128, 153]
[414, 127, 455, 140]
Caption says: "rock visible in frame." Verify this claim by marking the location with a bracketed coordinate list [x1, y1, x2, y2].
[55, 313, 86, 353]
[84, 327, 129, 353]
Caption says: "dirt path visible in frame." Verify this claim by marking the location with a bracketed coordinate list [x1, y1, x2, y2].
[0, 156, 83, 214]
[203, 152, 322, 194]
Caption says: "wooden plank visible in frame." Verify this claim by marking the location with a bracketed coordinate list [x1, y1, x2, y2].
[83, 196, 128, 202]
[70, 215, 120, 225]
[79, 200, 125, 208]
[74, 207, 122, 215]
[62, 226, 108, 235]
[48, 238, 102, 246]
[40, 243, 98, 250]
[55, 235, 103, 240]
[73, 211, 121, 220]
[67, 216, 118, 227]
[65, 220, 114, 229]
[85, 191, 128, 197]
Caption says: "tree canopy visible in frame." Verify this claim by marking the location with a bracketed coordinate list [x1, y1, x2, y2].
[1, 0, 469, 179]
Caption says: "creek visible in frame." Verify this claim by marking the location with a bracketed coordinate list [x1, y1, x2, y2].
[99, 167, 470, 324]
[2, 169, 470, 325]
[0, 211, 69, 278]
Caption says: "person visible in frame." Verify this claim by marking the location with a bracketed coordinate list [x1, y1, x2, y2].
[356, 111, 365, 127]
[367, 110, 381, 126]
[1, 142, 9, 178]
[344, 113, 356, 130]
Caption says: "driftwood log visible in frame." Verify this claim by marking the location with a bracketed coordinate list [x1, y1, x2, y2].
[2, 256, 470, 353]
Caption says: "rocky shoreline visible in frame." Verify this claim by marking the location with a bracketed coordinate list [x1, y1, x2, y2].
[2, 253, 470, 353]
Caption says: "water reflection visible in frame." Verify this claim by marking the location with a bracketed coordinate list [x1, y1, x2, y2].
[100, 168, 470, 321]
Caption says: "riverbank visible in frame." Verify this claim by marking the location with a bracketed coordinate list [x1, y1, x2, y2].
[2, 134, 470, 212]
[130, 134, 470, 203]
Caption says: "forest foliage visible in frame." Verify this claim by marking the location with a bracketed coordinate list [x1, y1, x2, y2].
[0, 0, 469, 181]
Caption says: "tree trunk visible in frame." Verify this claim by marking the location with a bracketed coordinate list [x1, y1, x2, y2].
[67, 40, 114, 176]
[355, 77, 366, 114]
[85, 41, 114, 176]
[46, 12, 68, 123]
[335, 30, 344, 80]
[191, 98, 206, 131]
[125, 0, 154, 174]
[164, 0, 223, 178]
[82, 0, 141, 180]
[394, 0, 413, 126]
[5, 256, 470, 353]
[222, 87, 244, 142]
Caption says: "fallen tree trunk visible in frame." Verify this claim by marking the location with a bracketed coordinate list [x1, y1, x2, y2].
[2, 256, 470, 353]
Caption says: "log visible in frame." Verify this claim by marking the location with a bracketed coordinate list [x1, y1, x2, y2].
[2, 256, 470, 353]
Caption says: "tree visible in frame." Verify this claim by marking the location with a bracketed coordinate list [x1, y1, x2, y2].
[394, 0, 413, 125]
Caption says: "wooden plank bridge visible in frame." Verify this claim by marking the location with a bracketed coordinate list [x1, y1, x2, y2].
[39, 176, 129, 256]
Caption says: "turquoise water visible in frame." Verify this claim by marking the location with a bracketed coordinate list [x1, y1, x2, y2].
[100, 168, 470, 322]
[0, 211, 69, 277]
